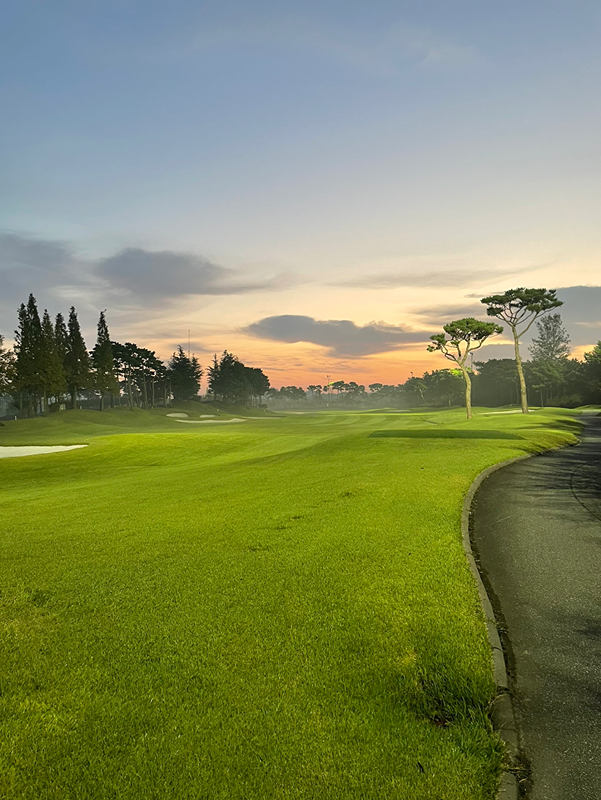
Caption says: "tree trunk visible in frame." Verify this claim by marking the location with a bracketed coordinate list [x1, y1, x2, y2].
[127, 372, 134, 409]
[71, 387, 77, 410]
[461, 367, 472, 420]
[512, 326, 529, 413]
[100, 393, 104, 411]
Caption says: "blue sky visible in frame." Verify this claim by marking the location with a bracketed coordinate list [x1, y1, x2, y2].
[2, 0, 600, 384]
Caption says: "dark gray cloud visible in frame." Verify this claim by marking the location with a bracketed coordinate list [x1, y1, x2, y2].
[556, 287, 601, 345]
[243, 314, 428, 357]
[0, 234, 289, 333]
[0, 233, 89, 313]
[419, 286, 601, 353]
[97, 247, 287, 299]
[334, 268, 524, 289]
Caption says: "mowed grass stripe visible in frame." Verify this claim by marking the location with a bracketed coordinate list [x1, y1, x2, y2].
[0, 407, 580, 799]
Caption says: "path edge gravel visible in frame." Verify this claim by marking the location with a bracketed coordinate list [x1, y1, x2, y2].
[461, 454, 533, 800]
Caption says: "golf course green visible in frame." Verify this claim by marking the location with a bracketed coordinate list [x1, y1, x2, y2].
[0, 406, 581, 799]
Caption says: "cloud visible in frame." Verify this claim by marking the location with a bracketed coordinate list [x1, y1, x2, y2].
[243, 315, 428, 357]
[285, 23, 479, 75]
[113, 18, 478, 75]
[415, 286, 601, 351]
[411, 301, 484, 324]
[555, 286, 601, 346]
[97, 247, 287, 300]
[0, 233, 98, 315]
[335, 268, 521, 290]
[0, 233, 288, 332]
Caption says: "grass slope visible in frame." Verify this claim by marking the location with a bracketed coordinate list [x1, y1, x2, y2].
[0, 407, 580, 799]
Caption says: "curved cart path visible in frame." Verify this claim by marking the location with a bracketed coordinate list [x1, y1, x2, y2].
[472, 412, 601, 799]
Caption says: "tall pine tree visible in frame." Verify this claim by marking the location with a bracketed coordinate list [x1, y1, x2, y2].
[14, 294, 44, 416]
[167, 346, 203, 402]
[39, 310, 66, 412]
[54, 312, 69, 406]
[91, 311, 117, 410]
[64, 306, 91, 409]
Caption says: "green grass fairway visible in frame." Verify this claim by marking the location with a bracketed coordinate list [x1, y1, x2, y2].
[0, 407, 580, 799]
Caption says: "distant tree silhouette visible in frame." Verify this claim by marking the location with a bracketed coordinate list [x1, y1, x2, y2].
[529, 313, 571, 362]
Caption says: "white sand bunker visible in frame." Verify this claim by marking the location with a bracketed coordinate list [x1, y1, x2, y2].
[199, 414, 216, 418]
[482, 410, 523, 415]
[173, 418, 246, 424]
[0, 445, 87, 459]
[166, 412, 189, 418]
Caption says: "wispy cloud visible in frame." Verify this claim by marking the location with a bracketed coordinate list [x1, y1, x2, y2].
[243, 314, 429, 357]
[411, 301, 485, 325]
[335, 268, 522, 290]
[274, 22, 480, 74]
[100, 17, 479, 75]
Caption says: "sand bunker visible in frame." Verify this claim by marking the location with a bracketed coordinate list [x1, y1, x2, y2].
[166, 412, 189, 418]
[173, 418, 246, 424]
[0, 445, 87, 459]
[482, 410, 523, 415]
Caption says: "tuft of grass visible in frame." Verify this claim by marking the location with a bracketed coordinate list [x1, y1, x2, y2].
[0, 407, 580, 799]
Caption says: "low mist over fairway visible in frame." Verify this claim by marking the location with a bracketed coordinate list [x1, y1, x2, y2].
[0, 406, 580, 799]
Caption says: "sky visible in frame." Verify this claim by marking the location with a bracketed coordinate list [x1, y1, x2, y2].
[2, 0, 601, 389]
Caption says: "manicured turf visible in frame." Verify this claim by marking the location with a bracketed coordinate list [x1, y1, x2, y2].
[0, 406, 581, 799]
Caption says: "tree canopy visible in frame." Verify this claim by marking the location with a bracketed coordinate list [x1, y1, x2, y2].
[427, 318, 503, 419]
[481, 288, 563, 413]
[208, 351, 269, 405]
[64, 306, 91, 409]
[167, 346, 203, 402]
[529, 313, 571, 362]
[91, 311, 118, 409]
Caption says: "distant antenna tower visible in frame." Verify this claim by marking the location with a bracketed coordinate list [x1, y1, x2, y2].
[188, 329, 191, 359]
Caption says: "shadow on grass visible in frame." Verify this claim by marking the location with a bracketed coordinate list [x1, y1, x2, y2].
[370, 430, 524, 440]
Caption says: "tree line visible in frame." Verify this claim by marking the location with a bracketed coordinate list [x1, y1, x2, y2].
[0, 294, 270, 417]
[267, 288, 601, 416]
[2, 286, 600, 419]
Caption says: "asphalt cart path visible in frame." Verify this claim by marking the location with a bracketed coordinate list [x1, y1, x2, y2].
[472, 412, 601, 799]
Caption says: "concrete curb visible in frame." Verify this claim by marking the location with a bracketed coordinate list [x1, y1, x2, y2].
[461, 454, 533, 800]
